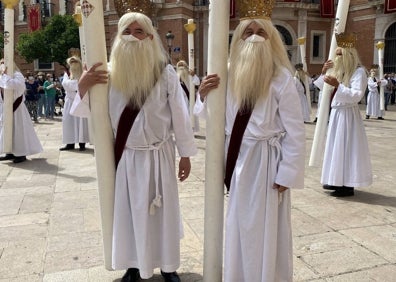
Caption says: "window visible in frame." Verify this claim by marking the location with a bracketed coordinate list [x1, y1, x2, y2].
[310, 31, 326, 64]
[34, 59, 54, 71]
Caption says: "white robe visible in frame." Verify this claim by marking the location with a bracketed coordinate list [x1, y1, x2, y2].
[195, 67, 305, 282]
[366, 76, 387, 118]
[181, 74, 201, 132]
[0, 72, 43, 156]
[315, 67, 372, 187]
[61, 73, 90, 144]
[294, 77, 311, 122]
[72, 64, 197, 279]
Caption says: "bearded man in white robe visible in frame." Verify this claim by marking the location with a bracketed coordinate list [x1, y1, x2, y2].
[314, 44, 372, 197]
[71, 12, 196, 282]
[365, 68, 386, 120]
[0, 66, 43, 163]
[195, 18, 305, 282]
[60, 56, 90, 151]
[294, 65, 312, 123]
[176, 60, 200, 132]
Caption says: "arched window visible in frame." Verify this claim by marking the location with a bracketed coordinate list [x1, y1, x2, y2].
[384, 22, 396, 73]
[275, 25, 293, 60]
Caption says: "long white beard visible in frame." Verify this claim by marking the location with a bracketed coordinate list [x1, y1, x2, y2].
[177, 67, 189, 85]
[69, 63, 82, 80]
[110, 38, 159, 108]
[333, 55, 344, 81]
[229, 39, 274, 110]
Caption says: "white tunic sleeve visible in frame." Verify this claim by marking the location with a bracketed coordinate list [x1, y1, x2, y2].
[167, 65, 197, 157]
[313, 75, 325, 90]
[191, 74, 200, 86]
[333, 68, 367, 104]
[275, 74, 306, 189]
[193, 92, 207, 118]
[1, 72, 25, 95]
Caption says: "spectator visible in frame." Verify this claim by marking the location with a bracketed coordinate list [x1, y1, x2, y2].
[24, 72, 40, 122]
[43, 73, 57, 119]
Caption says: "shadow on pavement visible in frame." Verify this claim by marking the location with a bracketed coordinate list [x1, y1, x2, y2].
[330, 190, 396, 208]
[8, 157, 96, 184]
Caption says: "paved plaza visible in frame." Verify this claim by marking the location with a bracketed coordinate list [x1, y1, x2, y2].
[0, 104, 396, 281]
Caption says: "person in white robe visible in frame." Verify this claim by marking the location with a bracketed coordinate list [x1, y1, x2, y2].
[176, 60, 200, 131]
[195, 17, 305, 282]
[71, 12, 196, 282]
[59, 56, 90, 151]
[294, 64, 311, 123]
[314, 42, 372, 197]
[365, 68, 387, 120]
[0, 68, 43, 163]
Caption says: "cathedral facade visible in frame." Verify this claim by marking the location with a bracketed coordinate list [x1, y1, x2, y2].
[2, 0, 395, 77]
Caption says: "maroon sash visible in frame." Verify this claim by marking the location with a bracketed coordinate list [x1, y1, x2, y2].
[180, 81, 190, 101]
[1, 89, 23, 112]
[224, 108, 253, 191]
[328, 87, 337, 114]
[114, 102, 140, 168]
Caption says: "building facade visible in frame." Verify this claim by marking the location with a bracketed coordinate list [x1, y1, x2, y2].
[1, 0, 395, 78]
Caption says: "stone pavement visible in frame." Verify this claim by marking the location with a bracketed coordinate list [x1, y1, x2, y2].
[0, 104, 396, 282]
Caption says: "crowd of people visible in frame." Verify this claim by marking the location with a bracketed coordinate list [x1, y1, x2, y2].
[0, 3, 395, 282]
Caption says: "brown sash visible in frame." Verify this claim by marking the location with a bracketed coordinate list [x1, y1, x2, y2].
[1, 89, 23, 112]
[224, 108, 253, 191]
[114, 102, 140, 169]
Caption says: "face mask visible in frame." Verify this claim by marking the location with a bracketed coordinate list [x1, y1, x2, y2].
[121, 34, 140, 42]
[48, 78, 53, 82]
[245, 34, 266, 43]
[28, 76, 34, 81]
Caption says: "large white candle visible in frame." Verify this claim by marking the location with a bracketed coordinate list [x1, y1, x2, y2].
[184, 19, 198, 129]
[309, 0, 351, 167]
[203, 1, 229, 281]
[376, 41, 385, 111]
[80, 0, 114, 270]
[298, 37, 312, 114]
[1, 0, 18, 153]
[73, 2, 94, 145]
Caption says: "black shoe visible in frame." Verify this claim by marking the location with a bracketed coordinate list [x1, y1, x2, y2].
[0, 154, 15, 161]
[161, 270, 181, 282]
[313, 117, 317, 123]
[59, 144, 75, 151]
[13, 156, 27, 163]
[121, 268, 140, 282]
[79, 143, 86, 151]
[378, 117, 384, 120]
[365, 115, 370, 119]
[330, 187, 354, 197]
[323, 184, 338, 190]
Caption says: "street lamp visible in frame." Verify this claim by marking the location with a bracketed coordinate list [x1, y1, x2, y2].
[165, 30, 175, 63]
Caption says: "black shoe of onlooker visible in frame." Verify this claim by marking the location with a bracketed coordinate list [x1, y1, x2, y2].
[161, 270, 181, 282]
[330, 187, 354, 197]
[378, 117, 384, 120]
[365, 115, 370, 119]
[59, 144, 75, 151]
[322, 184, 337, 190]
[0, 154, 15, 161]
[121, 268, 140, 282]
[13, 156, 27, 163]
[79, 143, 86, 151]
